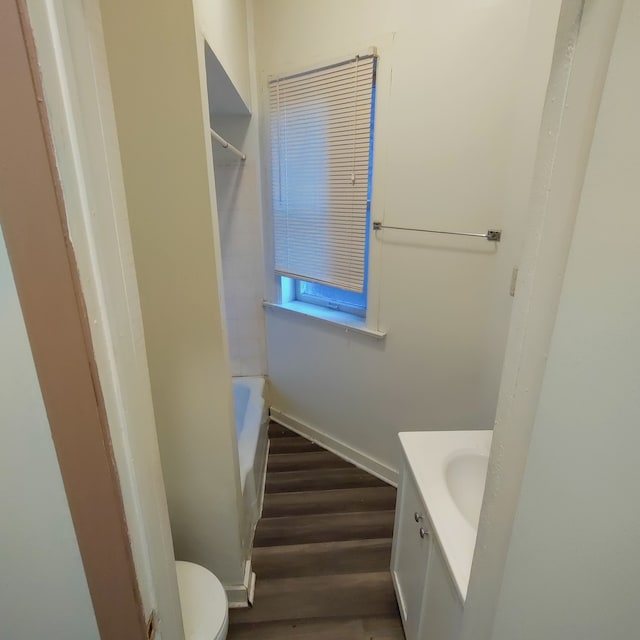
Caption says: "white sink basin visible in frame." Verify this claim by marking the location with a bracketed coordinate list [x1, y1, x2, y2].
[445, 452, 489, 529]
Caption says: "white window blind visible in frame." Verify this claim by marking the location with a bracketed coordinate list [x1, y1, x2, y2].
[269, 54, 376, 293]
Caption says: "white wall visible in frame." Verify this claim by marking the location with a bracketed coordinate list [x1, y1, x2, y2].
[195, 0, 251, 109]
[490, 2, 640, 637]
[25, 1, 185, 636]
[252, 0, 559, 473]
[211, 114, 267, 377]
[99, 0, 247, 594]
[0, 228, 99, 640]
[461, 3, 624, 637]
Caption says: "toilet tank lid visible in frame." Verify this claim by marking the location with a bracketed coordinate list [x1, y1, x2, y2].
[175, 561, 228, 638]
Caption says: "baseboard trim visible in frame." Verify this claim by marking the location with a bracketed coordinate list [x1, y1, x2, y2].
[269, 408, 398, 487]
[226, 560, 255, 608]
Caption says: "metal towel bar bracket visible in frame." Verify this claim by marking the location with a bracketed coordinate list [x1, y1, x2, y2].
[372, 221, 501, 242]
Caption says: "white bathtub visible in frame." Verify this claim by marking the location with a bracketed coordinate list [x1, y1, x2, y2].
[232, 377, 268, 538]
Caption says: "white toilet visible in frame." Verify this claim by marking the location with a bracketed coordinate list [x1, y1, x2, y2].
[175, 561, 229, 640]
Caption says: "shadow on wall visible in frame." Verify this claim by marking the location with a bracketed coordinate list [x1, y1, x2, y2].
[205, 42, 267, 378]
[211, 117, 250, 243]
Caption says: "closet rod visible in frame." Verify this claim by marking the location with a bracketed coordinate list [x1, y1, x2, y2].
[210, 128, 246, 161]
[372, 221, 502, 242]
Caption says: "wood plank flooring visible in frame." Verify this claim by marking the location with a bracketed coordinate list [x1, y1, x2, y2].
[228, 422, 404, 639]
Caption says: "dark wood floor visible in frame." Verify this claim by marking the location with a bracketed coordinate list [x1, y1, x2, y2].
[228, 422, 404, 639]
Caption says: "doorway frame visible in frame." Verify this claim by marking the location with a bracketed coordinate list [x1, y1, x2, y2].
[0, 1, 183, 638]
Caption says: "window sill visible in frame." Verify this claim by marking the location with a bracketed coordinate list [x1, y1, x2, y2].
[263, 301, 387, 340]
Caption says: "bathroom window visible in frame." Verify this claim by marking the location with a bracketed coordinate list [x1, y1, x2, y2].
[269, 53, 377, 317]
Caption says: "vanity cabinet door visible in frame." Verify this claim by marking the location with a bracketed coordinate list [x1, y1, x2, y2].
[419, 542, 463, 640]
[391, 470, 431, 640]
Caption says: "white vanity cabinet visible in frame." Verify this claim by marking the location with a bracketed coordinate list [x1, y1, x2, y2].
[391, 471, 432, 639]
[391, 465, 463, 640]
